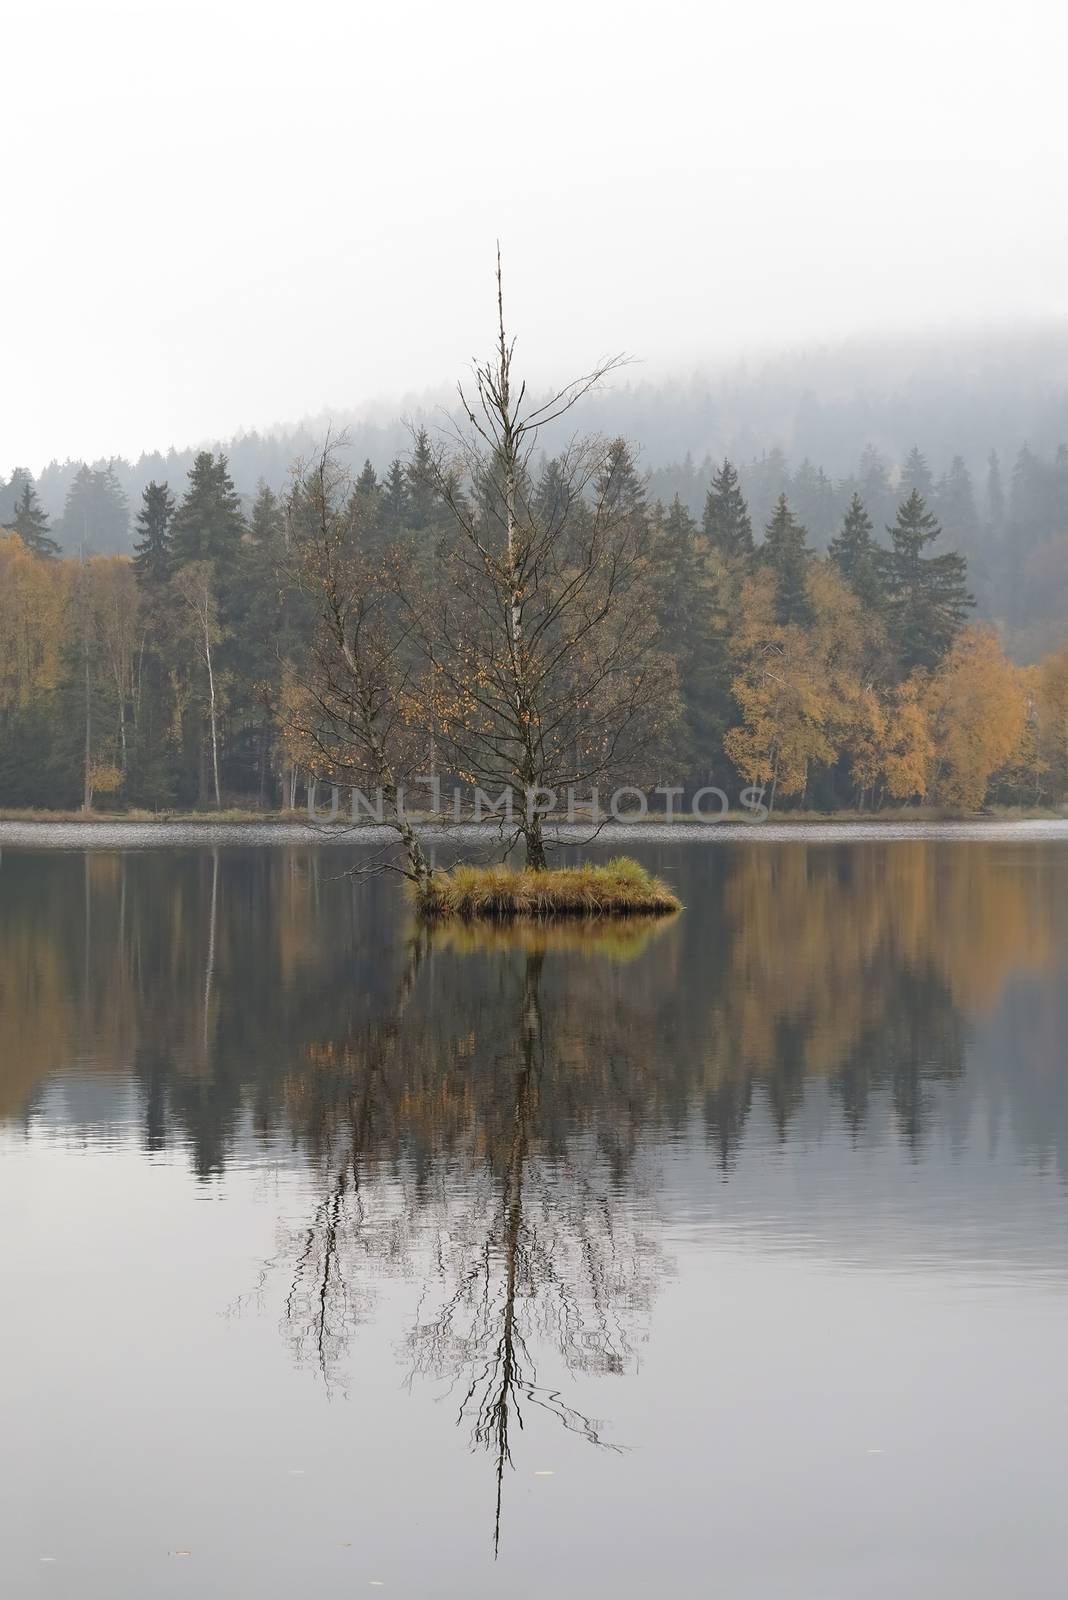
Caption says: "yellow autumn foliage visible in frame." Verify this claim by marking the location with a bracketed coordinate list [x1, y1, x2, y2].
[923, 626, 1028, 808]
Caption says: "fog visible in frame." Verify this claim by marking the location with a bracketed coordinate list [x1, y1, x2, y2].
[4, 0, 1067, 473]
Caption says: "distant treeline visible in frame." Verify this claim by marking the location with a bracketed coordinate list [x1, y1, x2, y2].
[5, 427, 1068, 660]
[3, 429, 1068, 817]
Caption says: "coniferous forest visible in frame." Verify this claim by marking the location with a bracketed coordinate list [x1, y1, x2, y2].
[5, 357, 1068, 816]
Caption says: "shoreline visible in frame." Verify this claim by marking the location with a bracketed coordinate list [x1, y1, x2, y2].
[4, 814, 1068, 852]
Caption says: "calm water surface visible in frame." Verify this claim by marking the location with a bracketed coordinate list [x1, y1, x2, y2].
[1, 833, 1067, 1597]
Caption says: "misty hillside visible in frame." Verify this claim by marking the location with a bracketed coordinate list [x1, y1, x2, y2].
[5, 324, 1068, 656]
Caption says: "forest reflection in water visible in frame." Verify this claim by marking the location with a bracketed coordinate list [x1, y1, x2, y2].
[2, 837, 1067, 1557]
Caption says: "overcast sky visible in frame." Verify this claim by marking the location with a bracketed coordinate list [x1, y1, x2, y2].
[4, 0, 1067, 475]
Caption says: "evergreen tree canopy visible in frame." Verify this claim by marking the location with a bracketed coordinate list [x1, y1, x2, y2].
[884, 490, 973, 671]
[899, 445, 934, 501]
[702, 458, 753, 559]
[170, 452, 245, 569]
[533, 457, 572, 530]
[381, 459, 409, 534]
[935, 455, 979, 553]
[596, 438, 647, 522]
[12, 481, 59, 558]
[652, 495, 725, 776]
[61, 463, 130, 554]
[132, 481, 176, 590]
[760, 493, 811, 624]
[249, 482, 283, 546]
[985, 449, 1005, 537]
[1, 468, 35, 527]
[406, 428, 439, 530]
[828, 493, 884, 610]
[350, 459, 381, 516]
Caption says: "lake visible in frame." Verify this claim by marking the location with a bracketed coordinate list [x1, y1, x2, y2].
[2, 830, 1067, 1597]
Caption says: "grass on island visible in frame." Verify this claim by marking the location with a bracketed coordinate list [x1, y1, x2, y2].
[415, 857, 682, 921]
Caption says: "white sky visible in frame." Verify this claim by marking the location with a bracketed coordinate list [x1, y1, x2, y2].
[4, 0, 1067, 474]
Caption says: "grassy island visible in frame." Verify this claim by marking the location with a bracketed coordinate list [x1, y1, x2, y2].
[414, 857, 681, 921]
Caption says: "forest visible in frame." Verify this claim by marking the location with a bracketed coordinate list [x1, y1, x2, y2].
[3, 405, 1068, 818]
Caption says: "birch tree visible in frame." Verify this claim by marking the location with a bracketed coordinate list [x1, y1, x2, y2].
[407, 254, 673, 869]
[173, 561, 223, 807]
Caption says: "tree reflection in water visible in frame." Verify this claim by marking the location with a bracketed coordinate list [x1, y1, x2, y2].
[276, 920, 674, 1552]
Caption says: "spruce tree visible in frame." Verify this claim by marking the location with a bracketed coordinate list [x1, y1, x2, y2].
[170, 452, 245, 570]
[934, 455, 979, 553]
[596, 438, 648, 522]
[351, 459, 381, 516]
[857, 443, 895, 530]
[12, 481, 59, 558]
[985, 449, 1005, 539]
[899, 445, 934, 501]
[248, 482, 283, 546]
[534, 456, 571, 529]
[1, 467, 35, 527]
[406, 428, 439, 530]
[828, 493, 883, 610]
[702, 458, 753, 560]
[380, 459, 409, 534]
[760, 494, 811, 624]
[653, 496, 725, 777]
[885, 490, 973, 671]
[132, 481, 176, 590]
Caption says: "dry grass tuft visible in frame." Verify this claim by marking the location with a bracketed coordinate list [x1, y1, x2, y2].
[414, 857, 681, 921]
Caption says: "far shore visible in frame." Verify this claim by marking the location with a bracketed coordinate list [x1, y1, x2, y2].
[1, 804, 1065, 829]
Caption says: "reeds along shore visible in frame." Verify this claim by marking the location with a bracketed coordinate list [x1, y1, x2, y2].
[413, 858, 682, 920]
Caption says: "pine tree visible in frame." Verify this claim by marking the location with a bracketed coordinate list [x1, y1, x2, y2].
[170, 452, 246, 570]
[985, 451, 1005, 545]
[653, 496, 725, 776]
[790, 458, 837, 548]
[61, 462, 130, 553]
[702, 459, 753, 560]
[406, 428, 439, 530]
[248, 482, 283, 546]
[655, 495, 702, 638]
[828, 493, 883, 610]
[380, 458, 409, 534]
[857, 443, 896, 531]
[132, 481, 176, 590]
[885, 491, 973, 671]
[12, 481, 59, 558]
[899, 445, 934, 501]
[534, 456, 571, 529]
[596, 438, 648, 521]
[935, 456, 979, 554]
[760, 494, 811, 625]
[1, 467, 34, 527]
[350, 459, 381, 520]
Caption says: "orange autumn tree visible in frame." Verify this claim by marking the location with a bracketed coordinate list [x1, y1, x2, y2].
[848, 675, 933, 805]
[923, 625, 1027, 808]
[725, 562, 874, 808]
[0, 533, 70, 714]
[1034, 643, 1068, 797]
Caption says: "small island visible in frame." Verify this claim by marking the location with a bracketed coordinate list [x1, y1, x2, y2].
[415, 858, 681, 920]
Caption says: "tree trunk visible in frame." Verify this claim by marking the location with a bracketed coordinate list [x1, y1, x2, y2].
[82, 605, 92, 813]
[525, 813, 547, 872]
[204, 628, 221, 808]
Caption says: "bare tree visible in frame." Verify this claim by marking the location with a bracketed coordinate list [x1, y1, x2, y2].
[406, 252, 675, 869]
